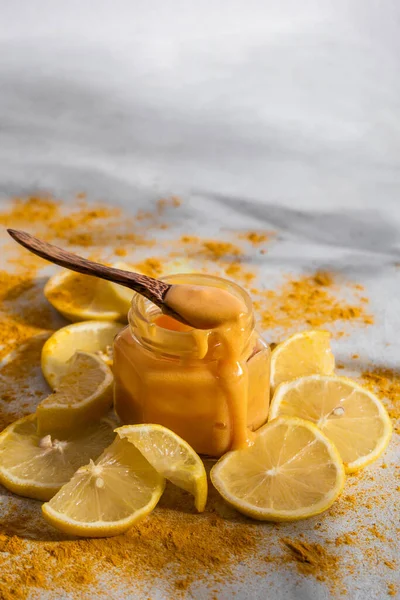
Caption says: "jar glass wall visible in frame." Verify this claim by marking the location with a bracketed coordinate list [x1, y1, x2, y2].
[113, 274, 270, 457]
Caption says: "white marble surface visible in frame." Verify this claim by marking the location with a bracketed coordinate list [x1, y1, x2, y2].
[1, 0, 400, 214]
[0, 2, 399, 599]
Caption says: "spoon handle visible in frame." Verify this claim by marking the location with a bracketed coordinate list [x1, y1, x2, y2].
[7, 228, 170, 307]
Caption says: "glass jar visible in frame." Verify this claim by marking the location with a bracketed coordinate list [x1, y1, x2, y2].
[113, 274, 270, 457]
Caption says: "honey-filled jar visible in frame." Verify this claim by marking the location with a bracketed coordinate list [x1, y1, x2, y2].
[113, 274, 270, 457]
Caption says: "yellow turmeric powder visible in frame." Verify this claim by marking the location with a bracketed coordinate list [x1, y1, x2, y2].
[258, 271, 373, 336]
[0, 194, 395, 600]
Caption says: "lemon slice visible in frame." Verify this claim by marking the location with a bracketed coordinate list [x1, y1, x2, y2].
[102, 261, 136, 315]
[42, 437, 165, 537]
[117, 424, 207, 512]
[270, 330, 335, 392]
[41, 320, 122, 389]
[160, 259, 196, 276]
[44, 268, 129, 322]
[210, 416, 345, 521]
[37, 352, 114, 437]
[269, 375, 392, 472]
[0, 415, 116, 501]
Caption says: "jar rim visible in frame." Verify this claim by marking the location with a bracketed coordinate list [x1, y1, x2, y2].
[128, 273, 254, 358]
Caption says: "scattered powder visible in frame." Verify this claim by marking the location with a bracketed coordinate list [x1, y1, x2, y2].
[173, 237, 244, 261]
[134, 258, 164, 278]
[0, 194, 180, 252]
[281, 538, 339, 583]
[0, 333, 50, 430]
[173, 235, 258, 285]
[313, 271, 334, 286]
[239, 231, 274, 245]
[224, 262, 256, 285]
[334, 532, 356, 546]
[0, 197, 59, 226]
[200, 241, 242, 260]
[180, 235, 200, 244]
[158, 196, 181, 211]
[360, 367, 400, 425]
[0, 483, 263, 599]
[367, 524, 386, 541]
[258, 271, 374, 338]
[114, 247, 127, 257]
[52, 206, 120, 247]
[329, 494, 358, 518]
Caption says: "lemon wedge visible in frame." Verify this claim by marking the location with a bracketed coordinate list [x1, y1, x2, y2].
[0, 415, 115, 501]
[44, 268, 130, 322]
[102, 261, 136, 315]
[42, 437, 165, 537]
[269, 375, 392, 472]
[41, 320, 122, 389]
[117, 423, 207, 512]
[37, 352, 114, 437]
[270, 330, 335, 392]
[210, 416, 345, 521]
[104, 260, 196, 315]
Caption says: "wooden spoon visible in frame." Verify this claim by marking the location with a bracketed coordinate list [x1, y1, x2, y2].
[7, 228, 190, 325]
